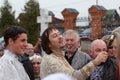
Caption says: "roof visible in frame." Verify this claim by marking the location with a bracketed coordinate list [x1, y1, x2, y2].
[106, 9, 116, 16]
[93, 5, 106, 10]
[63, 8, 79, 13]
[48, 11, 55, 16]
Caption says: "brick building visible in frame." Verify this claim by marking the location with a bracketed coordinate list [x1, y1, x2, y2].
[18, 7, 119, 39]
[48, 8, 79, 33]
[89, 5, 107, 40]
[48, 11, 64, 33]
[62, 8, 79, 31]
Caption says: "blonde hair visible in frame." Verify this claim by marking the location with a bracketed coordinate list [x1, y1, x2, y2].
[112, 26, 120, 59]
[29, 54, 42, 62]
[102, 35, 111, 44]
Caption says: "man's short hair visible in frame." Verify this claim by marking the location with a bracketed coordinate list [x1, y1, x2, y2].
[4, 26, 27, 46]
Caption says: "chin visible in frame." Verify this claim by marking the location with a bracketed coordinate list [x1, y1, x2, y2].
[19, 52, 24, 55]
[60, 46, 65, 50]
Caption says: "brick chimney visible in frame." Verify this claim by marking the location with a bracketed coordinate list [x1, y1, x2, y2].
[62, 8, 79, 31]
[89, 5, 107, 40]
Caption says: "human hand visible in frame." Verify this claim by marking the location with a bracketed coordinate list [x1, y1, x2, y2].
[93, 51, 108, 66]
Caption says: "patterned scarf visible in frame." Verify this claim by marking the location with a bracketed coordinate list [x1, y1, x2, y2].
[90, 65, 104, 80]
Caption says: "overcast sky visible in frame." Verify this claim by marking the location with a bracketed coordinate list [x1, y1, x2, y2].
[0, 0, 120, 19]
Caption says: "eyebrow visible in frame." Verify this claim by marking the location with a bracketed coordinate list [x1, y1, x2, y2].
[50, 32, 60, 36]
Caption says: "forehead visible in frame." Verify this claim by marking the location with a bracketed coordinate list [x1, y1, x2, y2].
[92, 40, 106, 48]
[65, 33, 77, 38]
[17, 33, 27, 39]
[27, 44, 33, 48]
[94, 42, 107, 49]
[17, 33, 26, 37]
[65, 33, 77, 39]
[32, 59, 41, 63]
[49, 29, 59, 36]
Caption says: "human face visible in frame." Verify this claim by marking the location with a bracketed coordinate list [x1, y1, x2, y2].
[107, 43, 116, 57]
[9, 33, 28, 55]
[32, 60, 41, 75]
[90, 41, 107, 59]
[111, 38, 117, 56]
[25, 43, 34, 56]
[64, 33, 79, 53]
[0, 48, 3, 57]
[49, 29, 65, 50]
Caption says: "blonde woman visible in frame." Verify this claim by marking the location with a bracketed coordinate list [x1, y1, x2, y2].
[112, 26, 120, 79]
[30, 54, 42, 80]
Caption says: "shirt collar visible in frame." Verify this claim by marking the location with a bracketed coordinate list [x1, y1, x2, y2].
[51, 49, 64, 57]
[4, 49, 18, 59]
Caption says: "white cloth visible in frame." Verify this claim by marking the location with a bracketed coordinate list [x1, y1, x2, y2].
[0, 50, 30, 80]
[43, 73, 76, 80]
[40, 50, 96, 80]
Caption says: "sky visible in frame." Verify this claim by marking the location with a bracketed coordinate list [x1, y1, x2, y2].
[0, 0, 120, 19]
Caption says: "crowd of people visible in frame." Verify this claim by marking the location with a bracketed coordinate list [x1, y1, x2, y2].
[0, 25, 120, 80]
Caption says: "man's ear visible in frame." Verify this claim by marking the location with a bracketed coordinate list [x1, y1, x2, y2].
[77, 40, 80, 47]
[8, 38, 14, 45]
[89, 49, 93, 56]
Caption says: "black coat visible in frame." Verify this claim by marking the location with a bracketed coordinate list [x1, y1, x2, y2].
[87, 57, 118, 80]
[18, 53, 35, 80]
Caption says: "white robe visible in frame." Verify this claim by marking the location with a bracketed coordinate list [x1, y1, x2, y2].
[0, 50, 30, 80]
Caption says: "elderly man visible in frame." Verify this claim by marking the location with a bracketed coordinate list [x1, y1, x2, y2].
[64, 29, 91, 70]
[0, 26, 30, 80]
[87, 39, 118, 80]
[25, 43, 34, 56]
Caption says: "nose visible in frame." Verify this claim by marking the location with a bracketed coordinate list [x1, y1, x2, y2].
[59, 34, 63, 40]
[66, 39, 72, 44]
[24, 41, 28, 47]
[34, 63, 38, 67]
[59, 34, 63, 38]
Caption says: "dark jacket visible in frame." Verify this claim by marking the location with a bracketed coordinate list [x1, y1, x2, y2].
[65, 50, 91, 70]
[18, 53, 35, 80]
[87, 57, 118, 80]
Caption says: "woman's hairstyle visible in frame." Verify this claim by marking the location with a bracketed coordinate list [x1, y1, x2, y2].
[102, 35, 115, 49]
[41, 26, 58, 55]
[112, 26, 120, 59]
[29, 54, 42, 62]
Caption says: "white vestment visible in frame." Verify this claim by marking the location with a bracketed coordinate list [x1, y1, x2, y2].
[0, 50, 30, 80]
